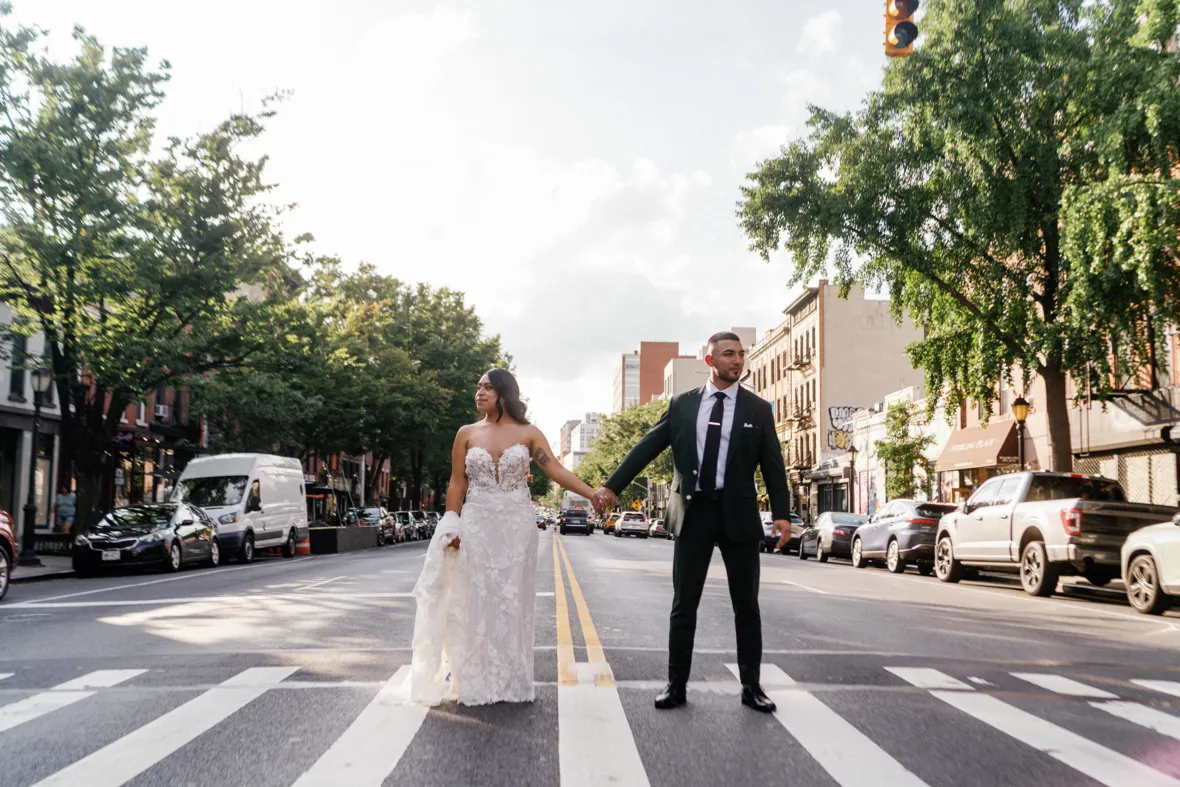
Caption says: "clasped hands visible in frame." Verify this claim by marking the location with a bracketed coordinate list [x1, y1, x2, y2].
[591, 487, 617, 513]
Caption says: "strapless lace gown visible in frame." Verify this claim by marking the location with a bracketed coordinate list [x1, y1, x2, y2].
[410, 444, 539, 706]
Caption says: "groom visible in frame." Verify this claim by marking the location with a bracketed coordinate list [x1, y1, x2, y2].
[593, 332, 792, 713]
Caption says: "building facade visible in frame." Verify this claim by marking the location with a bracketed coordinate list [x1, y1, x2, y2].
[564, 413, 603, 471]
[613, 342, 693, 413]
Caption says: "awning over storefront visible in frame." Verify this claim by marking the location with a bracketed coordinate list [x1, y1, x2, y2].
[936, 420, 1019, 472]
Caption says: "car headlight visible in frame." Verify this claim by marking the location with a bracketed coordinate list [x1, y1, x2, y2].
[218, 512, 239, 525]
[140, 531, 167, 543]
[74, 535, 90, 547]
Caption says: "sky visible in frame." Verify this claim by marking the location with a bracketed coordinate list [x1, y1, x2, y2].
[23, 0, 888, 446]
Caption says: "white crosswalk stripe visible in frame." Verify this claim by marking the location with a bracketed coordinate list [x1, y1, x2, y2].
[0, 673, 12, 683]
[0, 670, 146, 735]
[1134, 680, 1180, 699]
[31, 667, 299, 787]
[728, 664, 928, 787]
[890, 667, 1180, 787]
[1011, 673, 1119, 698]
[292, 665, 428, 787]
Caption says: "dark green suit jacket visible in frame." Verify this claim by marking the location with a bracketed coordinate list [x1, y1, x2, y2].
[604, 385, 792, 542]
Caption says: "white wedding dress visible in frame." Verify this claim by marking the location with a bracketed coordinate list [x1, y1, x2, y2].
[410, 443, 539, 706]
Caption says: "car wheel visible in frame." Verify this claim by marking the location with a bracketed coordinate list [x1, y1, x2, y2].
[208, 539, 221, 568]
[816, 543, 828, 563]
[376, 528, 386, 547]
[166, 542, 182, 573]
[1126, 554, 1172, 615]
[851, 538, 867, 569]
[798, 542, 808, 560]
[240, 533, 255, 564]
[71, 555, 94, 578]
[886, 540, 906, 574]
[917, 563, 933, 577]
[0, 546, 10, 601]
[283, 529, 298, 558]
[560, 526, 567, 535]
[934, 535, 963, 583]
[1020, 540, 1060, 597]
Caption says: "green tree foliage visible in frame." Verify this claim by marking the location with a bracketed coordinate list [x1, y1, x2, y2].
[739, 0, 1180, 472]
[576, 400, 672, 509]
[0, 16, 310, 528]
[527, 462, 553, 500]
[874, 402, 935, 501]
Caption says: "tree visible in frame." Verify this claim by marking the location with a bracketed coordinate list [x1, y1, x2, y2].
[874, 402, 935, 500]
[739, 0, 1180, 471]
[0, 18, 309, 528]
[527, 462, 553, 500]
[576, 400, 673, 509]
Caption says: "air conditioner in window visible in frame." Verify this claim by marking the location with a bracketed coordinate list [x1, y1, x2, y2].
[154, 404, 170, 419]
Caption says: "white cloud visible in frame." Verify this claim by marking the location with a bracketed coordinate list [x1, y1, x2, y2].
[797, 10, 843, 56]
[732, 125, 790, 168]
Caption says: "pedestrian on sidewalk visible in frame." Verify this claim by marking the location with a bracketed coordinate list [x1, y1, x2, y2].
[53, 485, 76, 534]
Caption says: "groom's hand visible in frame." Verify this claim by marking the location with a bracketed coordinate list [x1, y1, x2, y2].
[593, 487, 617, 513]
[773, 520, 790, 550]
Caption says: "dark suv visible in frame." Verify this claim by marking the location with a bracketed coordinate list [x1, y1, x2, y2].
[559, 509, 592, 535]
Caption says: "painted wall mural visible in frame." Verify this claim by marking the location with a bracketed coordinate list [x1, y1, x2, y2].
[826, 406, 861, 451]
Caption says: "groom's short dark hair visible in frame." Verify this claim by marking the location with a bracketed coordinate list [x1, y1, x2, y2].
[708, 331, 742, 349]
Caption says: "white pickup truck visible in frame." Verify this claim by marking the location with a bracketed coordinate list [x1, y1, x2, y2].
[934, 472, 1178, 596]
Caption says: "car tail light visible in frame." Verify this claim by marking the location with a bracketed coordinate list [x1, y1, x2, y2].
[1061, 508, 1082, 536]
[832, 527, 848, 537]
[906, 518, 937, 526]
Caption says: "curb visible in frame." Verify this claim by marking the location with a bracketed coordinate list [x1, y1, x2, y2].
[12, 569, 76, 585]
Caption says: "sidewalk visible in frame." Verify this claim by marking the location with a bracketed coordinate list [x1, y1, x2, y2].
[11, 554, 74, 584]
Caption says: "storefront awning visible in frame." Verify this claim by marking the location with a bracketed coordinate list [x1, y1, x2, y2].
[935, 420, 1019, 472]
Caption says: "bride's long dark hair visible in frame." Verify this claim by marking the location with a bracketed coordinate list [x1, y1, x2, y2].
[486, 368, 529, 424]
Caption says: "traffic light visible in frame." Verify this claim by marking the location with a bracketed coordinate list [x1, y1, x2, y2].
[884, 0, 919, 58]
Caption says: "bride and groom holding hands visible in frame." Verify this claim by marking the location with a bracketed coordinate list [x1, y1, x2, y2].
[410, 331, 794, 714]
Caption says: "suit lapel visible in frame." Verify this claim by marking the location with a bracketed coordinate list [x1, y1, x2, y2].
[682, 386, 704, 475]
[725, 387, 750, 477]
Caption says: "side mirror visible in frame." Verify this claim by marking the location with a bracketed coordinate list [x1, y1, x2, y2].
[180, 519, 194, 527]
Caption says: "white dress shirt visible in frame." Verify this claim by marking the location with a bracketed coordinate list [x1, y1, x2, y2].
[695, 381, 738, 491]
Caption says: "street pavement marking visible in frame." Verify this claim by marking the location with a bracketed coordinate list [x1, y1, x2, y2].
[556, 535, 607, 669]
[1134, 680, 1180, 699]
[9, 590, 559, 609]
[1011, 673, 1118, 699]
[292, 666, 428, 787]
[0, 673, 12, 683]
[885, 667, 974, 691]
[730, 664, 928, 787]
[30, 667, 299, 787]
[1093, 701, 1180, 741]
[552, 533, 576, 686]
[553, 532, 650, 787]
[892, 670, 1180, 787]
[296, 576, 347, 592]
[0, 670, 146, 734]
[778, 579, 830, 595]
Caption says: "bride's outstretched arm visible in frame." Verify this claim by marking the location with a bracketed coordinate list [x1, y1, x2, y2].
[526, 426, 598, 501]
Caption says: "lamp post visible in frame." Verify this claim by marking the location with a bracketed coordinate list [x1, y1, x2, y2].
[19, 367, 53, 567]
[848, 443, 859, 514]
[1012, 396, 1030, 471]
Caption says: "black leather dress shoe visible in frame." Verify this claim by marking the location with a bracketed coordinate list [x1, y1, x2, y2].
[741, 684, 776, 713]
[654, 683, 688, 709]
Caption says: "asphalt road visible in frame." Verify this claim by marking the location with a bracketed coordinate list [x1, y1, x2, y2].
[1, 530, 1179, 787]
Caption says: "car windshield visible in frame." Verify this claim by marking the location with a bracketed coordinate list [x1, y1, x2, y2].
[829, 513, 867, 525]
[361, 508, 382, 519]
[95, 505, 177, 531]
[397, 513, 412, 523]
[1026, 475, 1125, 502]
[173, 476, 248, 507]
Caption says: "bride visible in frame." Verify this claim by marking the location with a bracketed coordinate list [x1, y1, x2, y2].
[410, 368, 601, 706]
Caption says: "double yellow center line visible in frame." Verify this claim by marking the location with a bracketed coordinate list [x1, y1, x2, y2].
[552, 531, 612, 687]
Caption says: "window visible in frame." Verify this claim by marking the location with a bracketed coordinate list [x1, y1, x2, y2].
[174, 476, 249, 507]
[967, 479, 1002, 509]
[136, 402, 147, 424]
[1025, 475, 1125, 503]
[990, 477, 1023, 506]
[8, 334, 26, 400]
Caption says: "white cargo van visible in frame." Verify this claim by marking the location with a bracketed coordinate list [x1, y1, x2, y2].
[172, 454, 309, 563]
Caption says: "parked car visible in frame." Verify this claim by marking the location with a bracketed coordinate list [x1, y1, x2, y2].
[649, 520, 671, 539]
[426, 511, 441, 533]
[616, 512, 649, 538]
[172, 453, 308, 563]
[1121, 512, 1180, 615]
[358, 507, 397, 545]
[760, 512, 806, 553]
[799, 512, 869, 561]
[559, 509, 593, 535]
[934, 472, 1177, 596]
[602, 513, 620, 535]
[394, 511, 417, 542]
[73, 503, 220, 575]
[852, 500, 958, 575]
[0, 507, 18, 602]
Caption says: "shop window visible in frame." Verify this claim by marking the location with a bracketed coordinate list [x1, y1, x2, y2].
[9, 334, 26, 400]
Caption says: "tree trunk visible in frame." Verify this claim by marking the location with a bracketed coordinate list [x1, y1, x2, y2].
[1040, 362, 1073, 472]
[410, 446, 423, 509]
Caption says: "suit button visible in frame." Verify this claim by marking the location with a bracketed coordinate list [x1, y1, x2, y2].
[692, 470, 698, 475]
[686, 495, 693, 500]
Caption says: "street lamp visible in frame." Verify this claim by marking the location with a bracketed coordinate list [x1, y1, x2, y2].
[19, 367, 53, 567]
[1012, 396, 1030, 471]
[848, 443, 859, 514]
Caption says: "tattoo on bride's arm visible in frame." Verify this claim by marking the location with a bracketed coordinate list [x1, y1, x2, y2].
[534, 448, 551, 467]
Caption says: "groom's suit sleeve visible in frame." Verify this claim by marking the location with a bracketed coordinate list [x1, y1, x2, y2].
[758, 400, 792, 521]
[604, 401, 673, 496]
